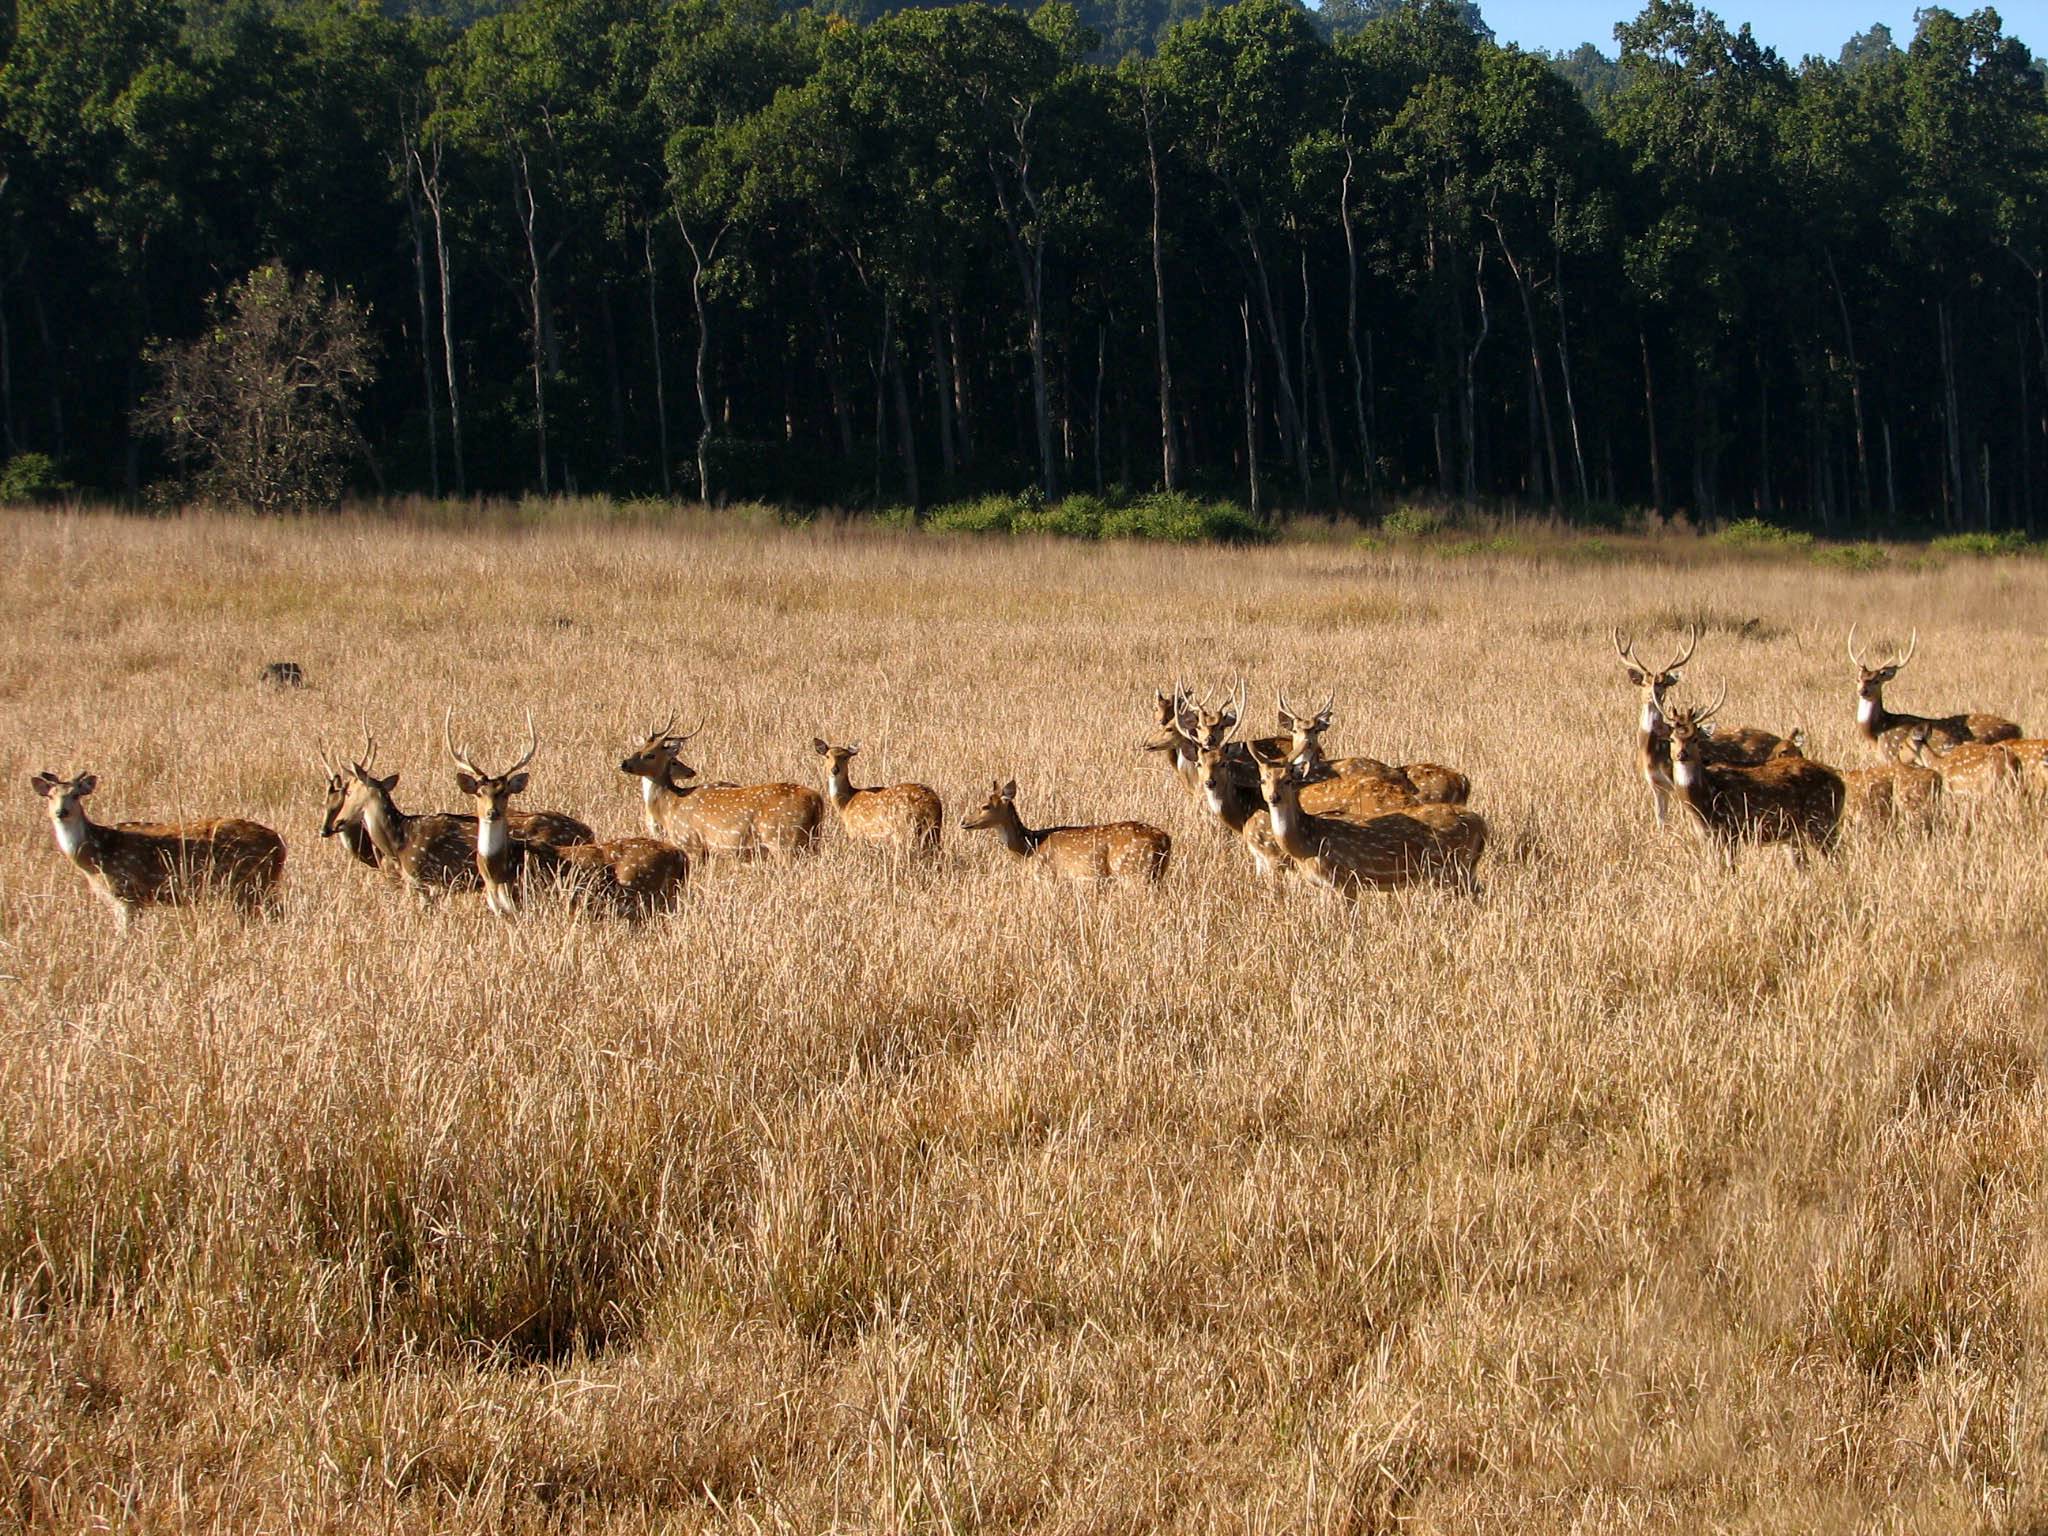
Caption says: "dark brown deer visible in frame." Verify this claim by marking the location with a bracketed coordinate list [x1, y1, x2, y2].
[31, 771, 285, 929]
[1663, 687, 1844, 864]
[449, 713, 687, 918]
[1848, 627, 2020, 758]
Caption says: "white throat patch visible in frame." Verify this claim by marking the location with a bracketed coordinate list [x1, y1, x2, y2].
[1856, 697, 1877, 726]
[477, 815, 511, 864]
[1672, 758, 1699, 790]
[52, 809, 86, 860]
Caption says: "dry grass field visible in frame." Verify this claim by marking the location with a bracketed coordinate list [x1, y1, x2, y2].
[2, 506, 2046, 1532]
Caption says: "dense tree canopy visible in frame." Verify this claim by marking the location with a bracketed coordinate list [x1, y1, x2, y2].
[1, 0, 2043, 528]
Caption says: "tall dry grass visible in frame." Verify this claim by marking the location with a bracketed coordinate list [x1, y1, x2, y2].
[0, 507, 2044, 1532]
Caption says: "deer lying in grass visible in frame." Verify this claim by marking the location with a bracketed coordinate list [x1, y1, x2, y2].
[1277, 691, 1472, 811]
[1848, 627, 2020, 758]
[960, 780, 1170, 882]
[1192, 737, 1290, 879]
[1614, 627, 1785, 827]
[1903, 726, 2022, 804]
[619, 718, 823, 859]
[31, 771, 285, 929]
[811, 739, 942, 856]
[1663, 688, 1843, 864]
[317, 736, 592, 872]
[449, 713, 687, 918]
[1245, 744, 1485, 896]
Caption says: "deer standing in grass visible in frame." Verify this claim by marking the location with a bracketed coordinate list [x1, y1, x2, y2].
[1246, 743, 1485, 895]
[31, 771, 285, 928]
[1662, 689, 1843, 863]
[810, 739, 942, 856]
[324, 731, 485, 895]
[1615, 627, 1784, 826]
[1192, 736, 1290, 879]
[1848, 628, 2020, 758]
[449, 713, 687, 918]
[960, 781, 1170, 882]
[619, 718, 823, 859]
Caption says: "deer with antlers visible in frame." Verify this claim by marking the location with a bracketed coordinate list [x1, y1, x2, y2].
[1277, 690, 1472, 809]
[322, 728, 487, 895]
[619, 717, 823, 860]
[30, 771, 285, 929]
[449, 713, 687, 918]
[1614, 626, 1785, 826]
[960, 781, 1170, 882]
[1243, 743, 1485, 896]
[1190, 735, 1291, 878]
[1662, 687, 1843, 862]
[1847, 627, 2020, 759]
[810, 739, 942, 857]
[317, 734, 593, 874]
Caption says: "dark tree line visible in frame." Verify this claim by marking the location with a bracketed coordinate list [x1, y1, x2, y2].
[0, 0, 2043, 528]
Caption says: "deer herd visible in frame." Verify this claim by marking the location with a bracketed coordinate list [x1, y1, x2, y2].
[25, 625, 2047, 929]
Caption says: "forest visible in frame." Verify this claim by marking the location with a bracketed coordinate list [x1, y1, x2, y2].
[0, 0, 2043, 529]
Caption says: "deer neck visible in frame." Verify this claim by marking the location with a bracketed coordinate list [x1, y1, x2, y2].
[1202, 773, 1252, 832]
[1292, 736, 1325, 775]
[1264, 785, 1313, 860]
[1856, 690, 1888, 739]
[49, 807, 95, 868]
[338, 817, 380, 868]
[825, 763, 857, 810]
[993, 806, 1039, 858]
[474, 802, 518, 890]
[358, 792, 409, 861]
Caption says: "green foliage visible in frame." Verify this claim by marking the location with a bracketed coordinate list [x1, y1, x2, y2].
[0, 453, 72, 505]
[1929, 531, 2035, 558]
[1379, 504, 1448, 537]
[925, 493, 1023, 533]
[1098, 491, 1268, 544]
[1811, 541, 1890, 571]
[1016, 494, 1107, 538]
[1716, 517, 1814, 549]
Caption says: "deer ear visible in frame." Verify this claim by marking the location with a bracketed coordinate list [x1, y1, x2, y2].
[455, 771, 481, 797]
[506, 772, 530, 794]
[74, 774, 96, 797]
[1001, 779, 1017, 800]
[812, 737, 829, 755]
[1625, 667, 1647, 686]
[379, 772, 400, 792]
[848, 742, 861, 757]
[29, 773, 56, 796]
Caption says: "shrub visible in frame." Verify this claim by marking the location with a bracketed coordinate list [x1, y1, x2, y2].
[925, 494, 1022, 534]
[1016, 495, 1107, 539]
[1099, 491, 1268, 545]
[1812, 542, 1890, 572]
[1379, 504, 1447, 538]
[0, 452, 70, 505]
[1716, 517, 1814, 549]
[1929, 531, 2032, 558]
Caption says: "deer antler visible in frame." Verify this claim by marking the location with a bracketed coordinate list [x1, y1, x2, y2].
[649, 712, 678, 742]
[1664, 623, 1699, 674]
[1894, 629, 1918, 670]
[1317, 689, 1335, 722]
[444, 706, 484, 780]
[507, 710, 540, 778]
[355, 720, 377, 773]
[1692, 679, 1727, 724]
[1613, 627, 1639, 667]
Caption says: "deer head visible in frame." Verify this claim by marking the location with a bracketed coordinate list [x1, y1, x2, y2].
[960, 779, 1019, 832]
[1847, 625, 1916, 703]
[1614, 625, 1699, 730]
[619, 714, 702, 789]
[447, 708, 539, 819]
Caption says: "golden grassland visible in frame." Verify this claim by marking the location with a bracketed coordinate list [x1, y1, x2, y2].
[1, 506, 2045, 1532]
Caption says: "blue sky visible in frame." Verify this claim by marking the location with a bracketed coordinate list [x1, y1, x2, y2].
[1476, 1, 2040, 62]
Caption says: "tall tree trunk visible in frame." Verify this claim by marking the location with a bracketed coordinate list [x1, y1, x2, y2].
[1640, 327, 1663, 513]
[398, 137, 440, 497]
[1823, 246, 1870, 516]
[645, 224, 671, 497]
[1489, 217, 1558, 508]
[1234, 196, 1309, 498]
[1756, 342, 1772, 513]
[0, 260, 14, 458]
[414, 138, 463, 495]
[600, 285, 626, 465]
[1938, 298, 1964, 528]
[1340, 137, 1370, 496]
[1883, 418, 1898, 526]
[1092, 322, 1105, 495]
[889, 304, 920, 512]
[1303, 248, 1339, 502]
[513, 150, 550, 492]
[991, 112, 1058, 501]
[873, 294, 890, 506]
[1241, 296, 1260, 521]
[1460, 245, 1489, 501]
[950, 311, 973, 465]
[676, 216, 728, 505]
[929, 309, 957, 482]
[1141, 92, 1180, 493]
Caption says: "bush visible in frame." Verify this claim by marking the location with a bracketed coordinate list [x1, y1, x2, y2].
[1016, 494, 1108, 539]
[1929, 531, 2033, 558]
[1812, 541, 1890, 572]
[1379, 503, 1447, 538]
[1716, 517, 1814, 549]
[1099, 491, 1268, 545]
[0, 452, 70, 505]
[925, 494, 1023, 533]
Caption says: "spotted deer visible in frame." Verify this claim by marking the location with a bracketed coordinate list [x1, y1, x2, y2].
[1848, 627, 2020, 759]
[325, 730, 484, 895]
[1245, 744, 1485, 896]
[1191, 736, 1289, 879]
[1278, 691, 1471, 807]
[317, 738, 593, 873]
[1903, 725, 2021, 804]
[1615, 627, 1784, 826]
[1663, 688, 1844, 863]
[31, 771, 285, 928]
[1838, 760, 1943, 831]
[960, 780, 1170, 882]
[619, 718, 823, 859]
[448, 713, 687, 918]
[810, 739, 942, 856]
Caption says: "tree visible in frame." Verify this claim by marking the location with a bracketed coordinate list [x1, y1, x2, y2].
[137, 264, 376, 510]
